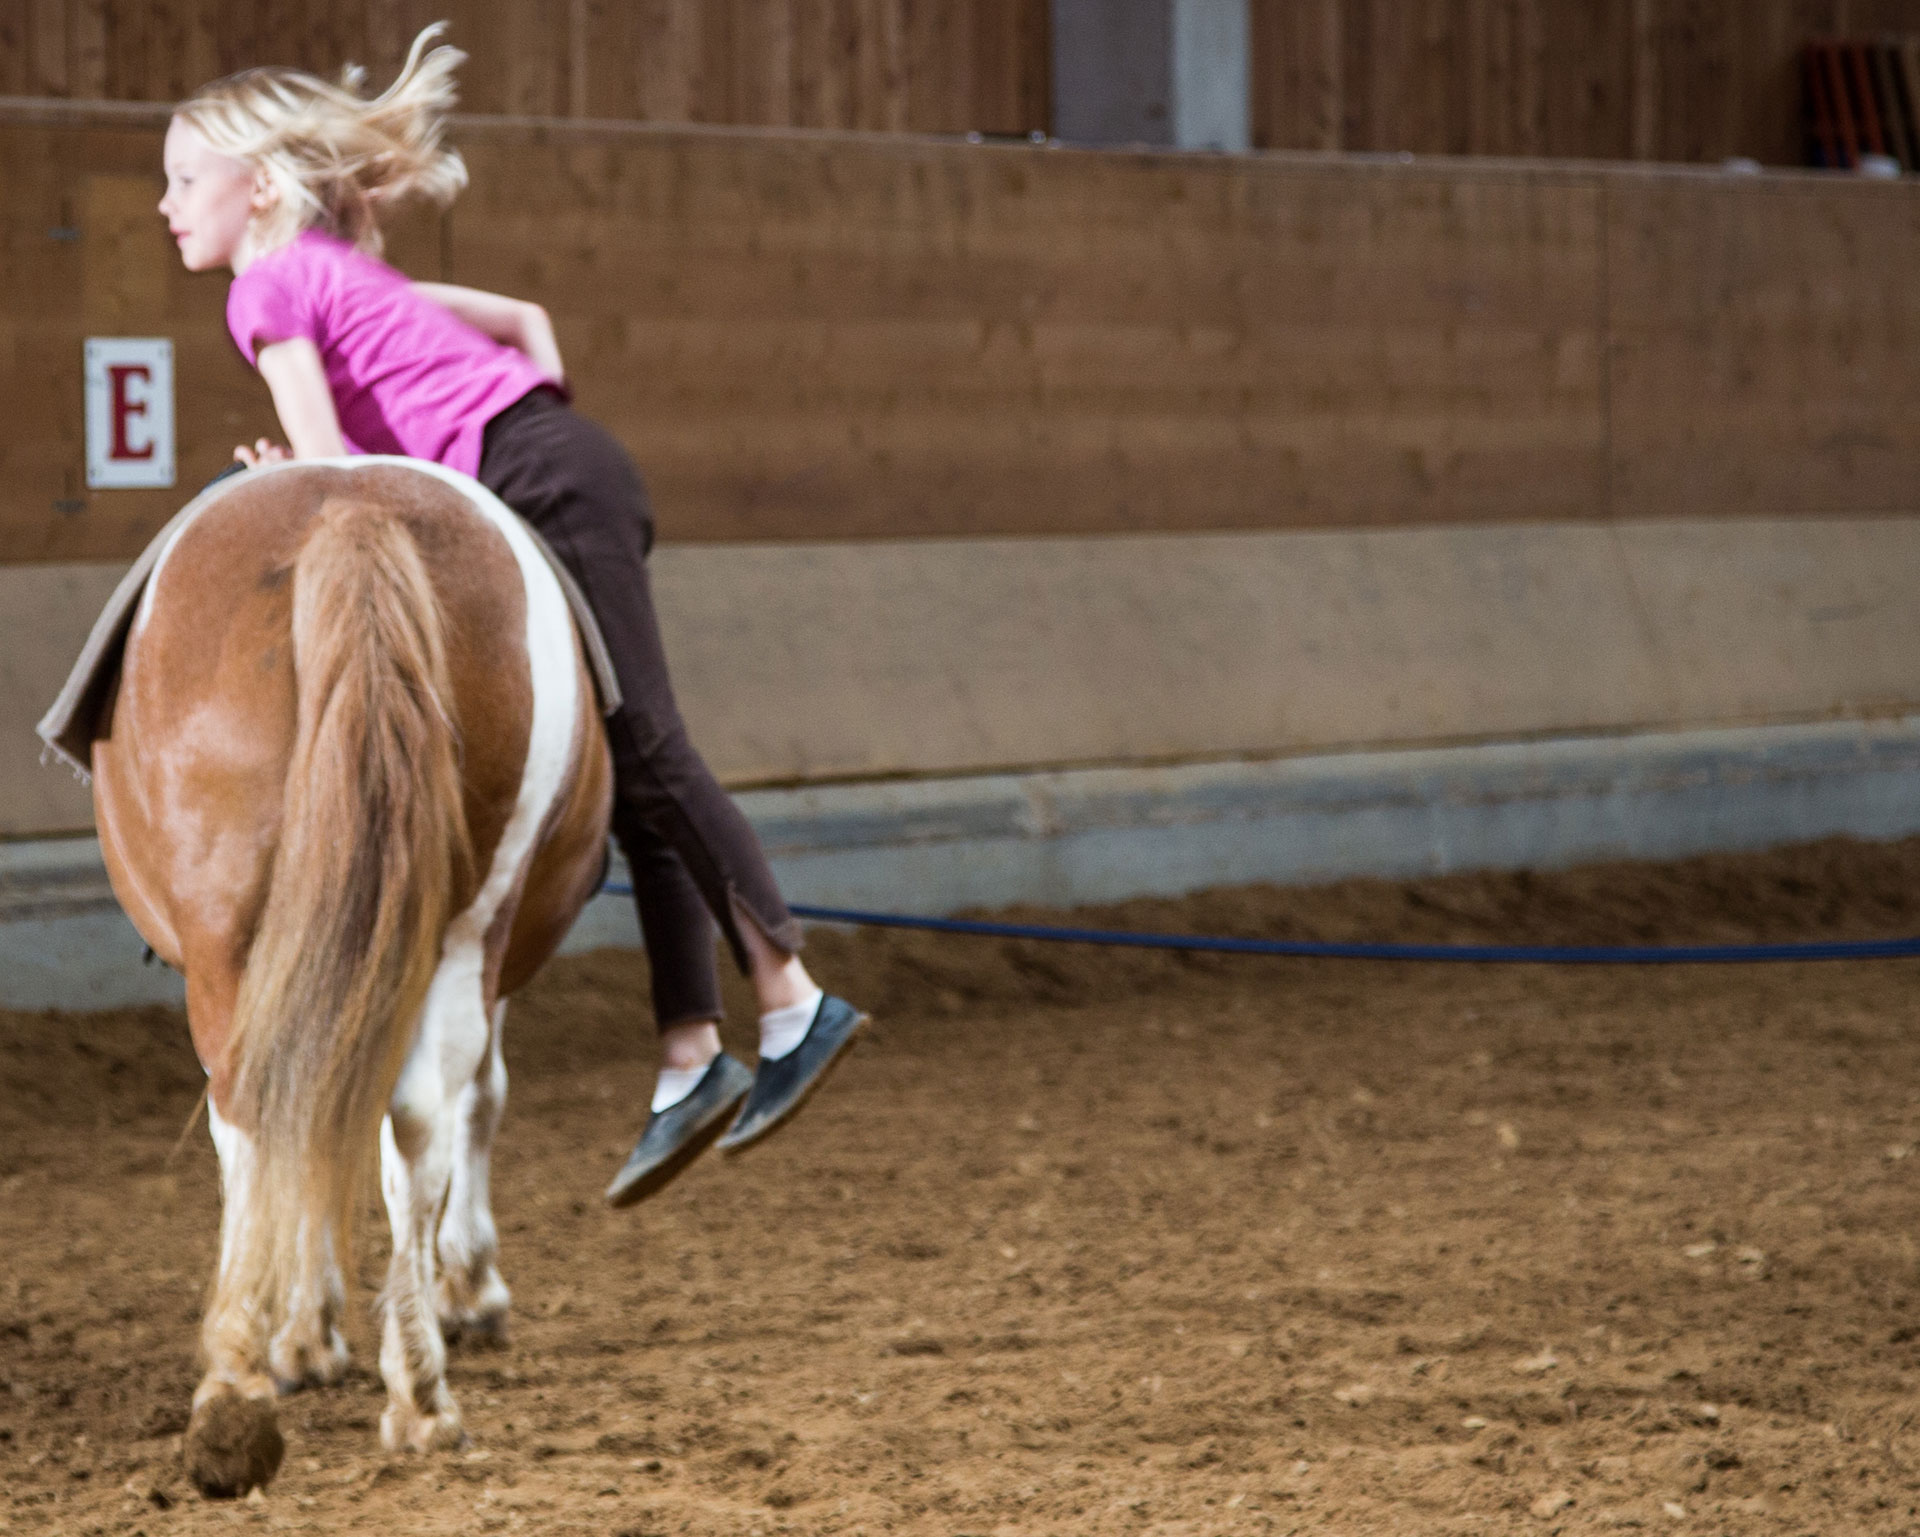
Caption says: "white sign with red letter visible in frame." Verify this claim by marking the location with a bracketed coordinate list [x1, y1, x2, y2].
[85, 337, 175, 489]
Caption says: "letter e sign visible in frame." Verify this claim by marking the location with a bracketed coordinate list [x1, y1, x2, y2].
[85, 337, 175, 489]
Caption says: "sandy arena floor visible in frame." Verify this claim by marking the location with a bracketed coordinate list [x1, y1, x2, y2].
[10, 838, 1920, 1534]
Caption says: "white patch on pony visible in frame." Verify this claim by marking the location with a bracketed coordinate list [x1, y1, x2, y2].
[380, 455, 583, 966]
[207, 1097, 249, 1195]
[205, 1099, 257, 1320]
[436, 998, 513, 1336]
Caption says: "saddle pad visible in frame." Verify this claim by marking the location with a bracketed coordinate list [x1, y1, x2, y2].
[37, 466, 623, 779]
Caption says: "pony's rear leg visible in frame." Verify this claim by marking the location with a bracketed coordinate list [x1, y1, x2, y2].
[377, 961, 490, 1453]
[186, 1098, 286, 1496]
[436, 1000, 513, 1343]
[267, 1220, 350, 1391]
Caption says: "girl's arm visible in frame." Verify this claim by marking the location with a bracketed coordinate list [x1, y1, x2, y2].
[413, 282, 566, 384]
[237, 338, 346, 464]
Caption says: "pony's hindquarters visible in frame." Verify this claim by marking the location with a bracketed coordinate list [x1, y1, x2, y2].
[187, 494, 475, 1495]
[92, 459, 607, 1491]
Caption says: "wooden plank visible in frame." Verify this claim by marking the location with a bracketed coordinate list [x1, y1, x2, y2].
[0, 2, 1043, 137]
[1848, 0, 1920, 31]
[745, 0, 795, 126]
[620, 0, 698, 122]
[0, 3, 26, 96]
[788, 1, 839, 128]
[100, 0, 142, 101]
[861, 0, 906, 132]
[1338, 0, 1374, 148]
[363, 0, 413, 87]
[1628, 0, 1659, 158]
[902, 0, 962, 134]
[70, 0, 108, 98]
[1420, 0, 1468, 156]
[961, 0, 1048, 135]
[1538, 0, 1633, 159]
[969, 0, 1014, 134]
[1, 110, 1613, 561]
[506, 0, 568, 116]
[447, 125, 1608, 543]
[24, 107, 1920, 565]
[1607, 172, 1920, 518]
[456, 0, 514, 115]
[0, 0, 1908, 163]
[848, 0, 896, 131]
[1676, 0, 1741, 162]
[28, 0, 68, 96]
[1251, 0, 1343, 150]
[1012, 0, 1049, 135]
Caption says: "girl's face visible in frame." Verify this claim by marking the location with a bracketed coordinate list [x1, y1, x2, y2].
[158, 118, 272, 273]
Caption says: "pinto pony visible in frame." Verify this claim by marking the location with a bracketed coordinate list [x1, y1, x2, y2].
[90, 459, 611, 1494]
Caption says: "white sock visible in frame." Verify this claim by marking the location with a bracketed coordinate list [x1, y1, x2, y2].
[758, 988, 824, 1061]
[651, 1061, 710, 1113]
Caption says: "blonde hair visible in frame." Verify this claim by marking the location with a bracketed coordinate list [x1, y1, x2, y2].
[176, 23, 468, 256]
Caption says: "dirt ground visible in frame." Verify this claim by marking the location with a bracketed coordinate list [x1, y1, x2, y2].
[11, 838, 1920, 1535]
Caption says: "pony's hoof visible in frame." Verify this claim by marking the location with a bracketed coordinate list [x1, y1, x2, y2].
[184, 1388, 285, 1497]
[381, 1399, 467, 1454]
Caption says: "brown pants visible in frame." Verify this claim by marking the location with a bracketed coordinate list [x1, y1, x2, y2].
[478, 387, 801, 1029]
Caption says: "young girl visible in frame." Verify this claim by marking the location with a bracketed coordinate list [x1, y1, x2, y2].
[158, 25, 865, 1206]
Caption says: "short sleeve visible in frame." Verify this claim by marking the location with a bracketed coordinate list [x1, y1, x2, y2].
[225, 247, 316, 365]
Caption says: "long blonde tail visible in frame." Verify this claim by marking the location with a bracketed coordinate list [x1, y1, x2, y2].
[210, 496, 473, 1359]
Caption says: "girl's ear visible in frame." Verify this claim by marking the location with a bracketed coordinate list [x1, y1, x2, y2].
[249, 166, 279, 214]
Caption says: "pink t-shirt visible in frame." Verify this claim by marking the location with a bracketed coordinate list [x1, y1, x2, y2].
[226, 229, 551, 476]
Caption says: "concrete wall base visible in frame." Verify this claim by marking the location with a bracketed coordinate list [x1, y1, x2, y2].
[8, 713, 1920, 1010]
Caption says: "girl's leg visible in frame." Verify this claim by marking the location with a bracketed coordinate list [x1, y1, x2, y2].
[603, 810, 750, 1207]
[615, 804, 724, 1065]
[479, 392, 860, 1182]
[562, 521, 862, 1151]
[479, 394, 814, 1004]
[601, 708, 821, 1013]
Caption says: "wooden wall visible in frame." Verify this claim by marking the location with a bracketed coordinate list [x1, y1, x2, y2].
[9, 105, 1920, 564]
[15, 3, 1920, 166]
[0, 0, 1049, 136]
[1252, 0, 1920, 165]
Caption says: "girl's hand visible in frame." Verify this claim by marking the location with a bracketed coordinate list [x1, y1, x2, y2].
[234, 438, 291, 467]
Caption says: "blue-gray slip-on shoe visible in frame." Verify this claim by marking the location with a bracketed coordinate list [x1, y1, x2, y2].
[604, 1052, 754, 1208]
[716, 995, 868, 1154]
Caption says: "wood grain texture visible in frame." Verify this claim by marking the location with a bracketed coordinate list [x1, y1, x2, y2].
[20, 0, 1920, 163]
[446, 122, 1607, 544]
[0, 0, 1048, 135]
[1606, 172, 1920, 519]
[10, 108, 1920, 563]
[1249, 0, 1920, 165]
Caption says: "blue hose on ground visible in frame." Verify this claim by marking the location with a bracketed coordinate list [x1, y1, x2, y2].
[600, 884, 1920, 964]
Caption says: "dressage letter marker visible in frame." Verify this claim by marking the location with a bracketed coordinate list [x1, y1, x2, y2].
[84, 337, 175, 490]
